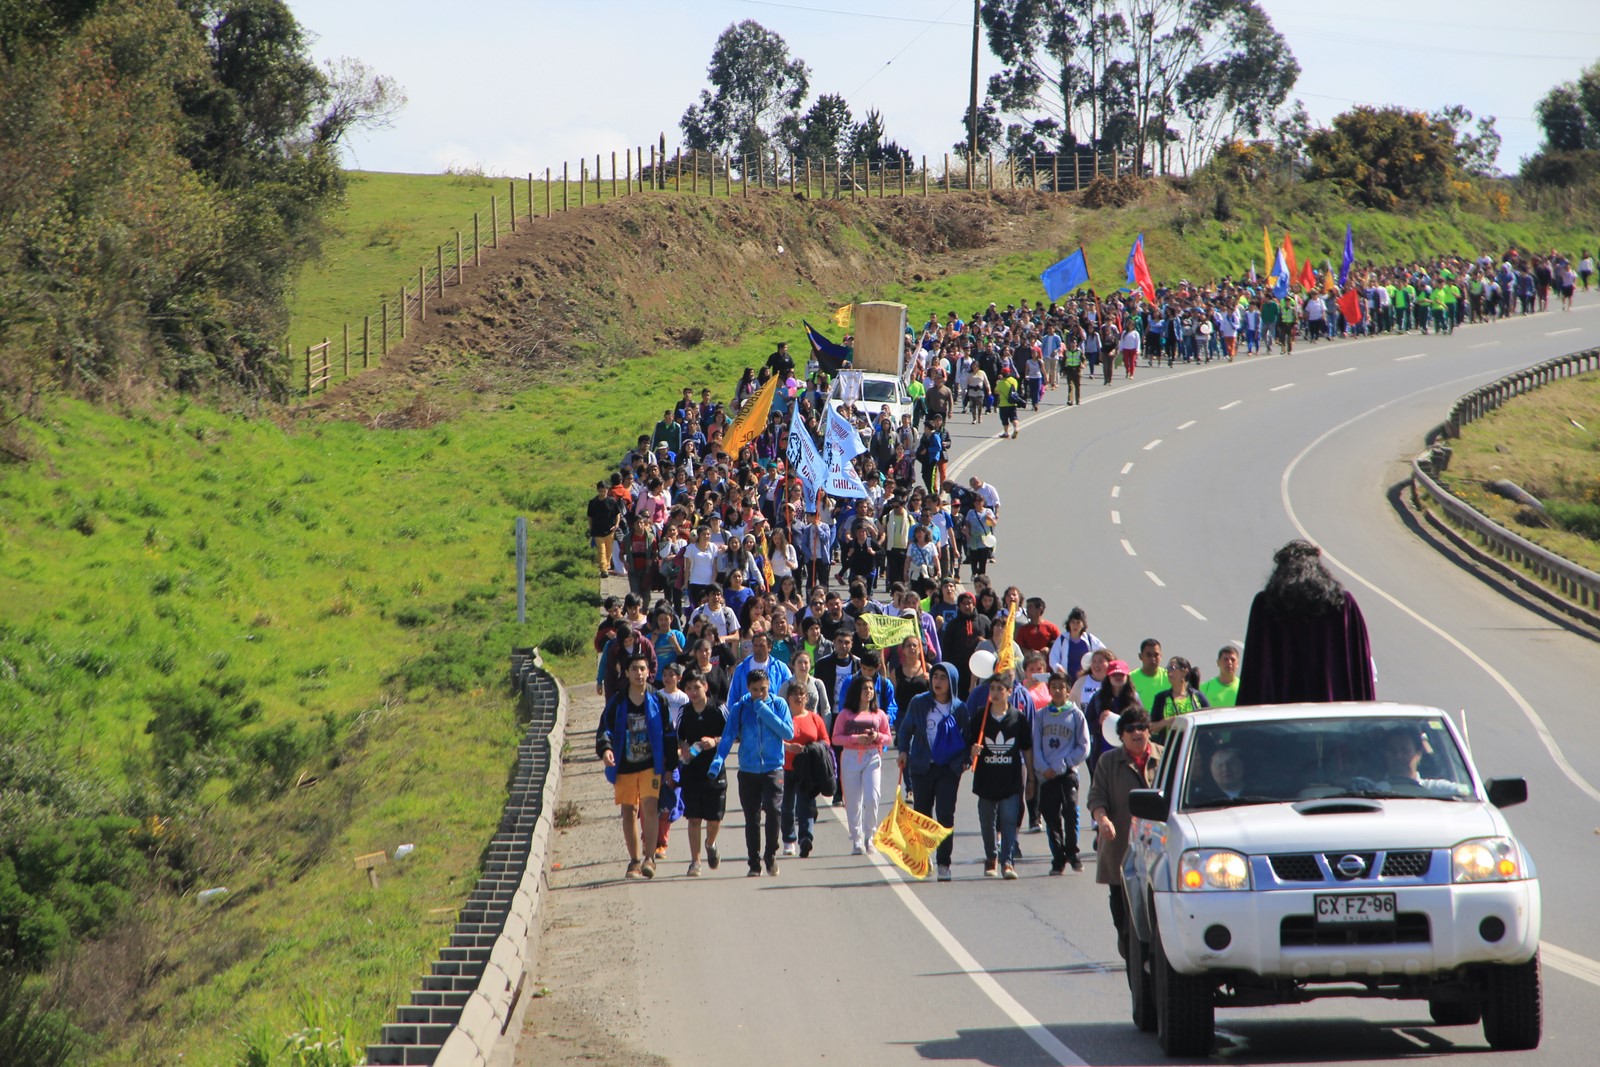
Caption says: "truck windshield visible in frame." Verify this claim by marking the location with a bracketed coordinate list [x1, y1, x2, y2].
[1179, 716, 1474, 810]
[860, 380, 898, 402]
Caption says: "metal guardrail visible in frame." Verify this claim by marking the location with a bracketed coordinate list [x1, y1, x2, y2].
[1411, 347, 1600, 613]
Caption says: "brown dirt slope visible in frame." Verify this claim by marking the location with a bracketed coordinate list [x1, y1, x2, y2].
[305, 189, 1080, 423]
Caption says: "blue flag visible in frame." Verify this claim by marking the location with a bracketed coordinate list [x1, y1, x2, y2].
[1338, 224, 1355, 288]
[1270, 246, 1290, 299]
[1040, 247, 1090, 301]
[1125, 234, 1143, 287]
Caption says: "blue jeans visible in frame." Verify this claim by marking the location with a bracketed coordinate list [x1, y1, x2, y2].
[977, 794, 1021, 865]
[780, 776, 816, 845]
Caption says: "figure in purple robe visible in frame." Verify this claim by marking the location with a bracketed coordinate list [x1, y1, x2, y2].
[1237, 540, 1375, 706]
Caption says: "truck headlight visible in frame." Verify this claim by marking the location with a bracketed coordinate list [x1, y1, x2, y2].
[1179, 849, 1251, 891]
[1451, 837, 1524, 883]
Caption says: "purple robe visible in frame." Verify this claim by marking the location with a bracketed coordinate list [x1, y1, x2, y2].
[1236, 591, 1375, 706]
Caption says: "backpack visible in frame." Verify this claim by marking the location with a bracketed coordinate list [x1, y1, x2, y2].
[928, 708, 966, 765]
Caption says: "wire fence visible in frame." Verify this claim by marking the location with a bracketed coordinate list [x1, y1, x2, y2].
[293, 140, 1134, 396]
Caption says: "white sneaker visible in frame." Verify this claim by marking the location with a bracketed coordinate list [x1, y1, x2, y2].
[782, 843, 797, 857]
[851, 843, 865, 855]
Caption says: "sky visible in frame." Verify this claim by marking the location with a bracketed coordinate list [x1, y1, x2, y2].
[286, 0, 1600, 178]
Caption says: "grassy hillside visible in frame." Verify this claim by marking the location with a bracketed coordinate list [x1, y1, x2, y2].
[6, 174, 1598, 1063]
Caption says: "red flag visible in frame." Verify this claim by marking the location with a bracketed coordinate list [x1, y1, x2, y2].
[1338, 288, 1364, 324]
[1130, 236, 1156, 305]
[1297, 257, 1317, 292]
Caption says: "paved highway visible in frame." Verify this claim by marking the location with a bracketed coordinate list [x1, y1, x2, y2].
[563, 306, 1600, 1066]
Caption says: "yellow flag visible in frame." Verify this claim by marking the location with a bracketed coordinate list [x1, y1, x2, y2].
[1262, 226, 1272, 279]
[833, 303, 854, 328]
[863, 613, 918, 649]
[994, 609, 1018, 673]
[872, 788, 954, 879]
[721, 374, 778, 459]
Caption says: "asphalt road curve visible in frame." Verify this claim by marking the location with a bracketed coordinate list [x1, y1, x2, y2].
[611, 305, 1600, 1067]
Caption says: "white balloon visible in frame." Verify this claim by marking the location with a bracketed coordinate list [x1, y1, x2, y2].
[1101, 712, 1122, 749]
[969, 649, 996, 681]
[1080, 651, 1094, 672]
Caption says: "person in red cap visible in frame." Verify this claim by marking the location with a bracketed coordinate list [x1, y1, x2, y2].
[1082, 658, 1144, 776]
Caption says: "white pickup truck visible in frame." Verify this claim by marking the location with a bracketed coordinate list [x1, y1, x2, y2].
[1121, 703, 1541, 1056]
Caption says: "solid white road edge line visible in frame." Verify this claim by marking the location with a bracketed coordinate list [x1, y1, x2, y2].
[827, 806, 1090, 1067]
[1278, 374, 1600, 808]
[1542, 941, 1600, 988]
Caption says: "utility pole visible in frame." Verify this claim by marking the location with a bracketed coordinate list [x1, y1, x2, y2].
[968, 0, 980, 189]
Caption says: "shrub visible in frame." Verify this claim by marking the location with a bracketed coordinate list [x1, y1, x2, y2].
[0, 971, 75, 1067]
[1548, 499, 1600, 540]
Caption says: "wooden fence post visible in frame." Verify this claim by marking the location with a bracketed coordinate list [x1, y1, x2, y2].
[473, 213, 481, 267]
[789, 152, 796, 193]
[1092, 150, 1100, 182]
[611, 151, 617, 198]
[545, 168, 552, 217]
[676, 148, 683, 191]
[342, 323, 349, 377]
[900, 157, 906, 196]
[579, 162, 586, 206]
[625, 149, 631, 196]
[562, 162, 569, 210]
[637, 146, 644, 192]
[987, 154, 994, 194]
[851, 158, 857, 199]
[742, 154, 749, 198]
[491, 196, 499, 249]
[362, 314, 370, 368]
[399, 287, 406, 339]
[944, 153, 950, 191]
[381, 300, 388, 355]
[922, 155, 928, 196]
[691, 149, 697, 194]
[456, 230, 463, 286]
[419, 267, 427, 321]
[508, 181, 516, 233]
[528, 172, 534, 220]
[1052, 154, 1059, 193]
[305, 345, 311, 394]
[725, 153, 733, 196]
[436, 246, 444, 295]
[595, 153, 602, 201]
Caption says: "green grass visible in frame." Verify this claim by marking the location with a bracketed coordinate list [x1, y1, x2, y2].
[9, 174, 1600, 1062]
[1438, 371, 1600, 574]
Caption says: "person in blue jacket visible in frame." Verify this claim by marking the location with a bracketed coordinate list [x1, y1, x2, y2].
[727, 629, 793, 707]
[710, 669, 795, 877]
[896, 662, 970, 881]
[595, 654, 678, 880]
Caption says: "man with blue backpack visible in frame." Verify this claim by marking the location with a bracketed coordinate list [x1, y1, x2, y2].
[595, 654, 679, 880]
[896, 661, 970, 882]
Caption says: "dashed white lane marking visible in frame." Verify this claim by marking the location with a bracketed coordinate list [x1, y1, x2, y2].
[1279, 375, 1600, 809]
[1143, 438, 1163, 450]
[1182, 604, 1207, 621]
[1145, 570, 1165, 587]
[1120, 462, 1134, 474]
[1327, 367, 1357, 376]
[1121, 539, 1136, 556]
[1110, 486, 1121, 500]
[1218, 400, 1242, 410]
[1543, 942, 1600, 989]
[1111, 510, 1121, 525]
[830, 800, 1090, 1067]
[1394, 353, 1428, 361]
[1547, 327, 1580, 336]
[1470, 341, 1500, 348]
[1270, 383, 1295, 392]
[1177, 420, 1197, 430]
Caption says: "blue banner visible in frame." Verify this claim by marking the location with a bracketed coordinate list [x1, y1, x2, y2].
[1040, 247, 1090, 301]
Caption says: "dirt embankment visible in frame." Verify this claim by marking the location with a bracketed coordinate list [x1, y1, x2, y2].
[305, 188, 1084, 423]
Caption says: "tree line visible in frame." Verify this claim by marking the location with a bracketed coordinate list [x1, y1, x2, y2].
[0, 0, 401, 407]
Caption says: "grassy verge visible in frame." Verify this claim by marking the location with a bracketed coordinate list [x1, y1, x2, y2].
[1437, 371, 1600, 574]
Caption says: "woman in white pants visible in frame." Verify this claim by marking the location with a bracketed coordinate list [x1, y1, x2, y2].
[831, 675, 892, 854]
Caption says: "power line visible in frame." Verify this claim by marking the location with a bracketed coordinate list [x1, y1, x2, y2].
[847, 0, 963, 99]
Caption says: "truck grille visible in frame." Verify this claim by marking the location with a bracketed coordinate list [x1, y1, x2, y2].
[1380, 850, 1432, 877]
[1269, 854, 1323, 882]
[1280, 912, 1431, 946]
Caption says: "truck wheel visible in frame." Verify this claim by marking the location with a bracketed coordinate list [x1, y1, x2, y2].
[1126, 899, 1156, 1032]
[1481, 955, 1542, 1051]
[1151, 913, 1215, 1057]
[1427, 998, 1481, 1026]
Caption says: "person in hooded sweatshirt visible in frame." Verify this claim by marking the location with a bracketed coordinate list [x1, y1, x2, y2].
[896, 661, 970, 882]
[1032, 670, 1090, 874]
[938, 591, 992, 697]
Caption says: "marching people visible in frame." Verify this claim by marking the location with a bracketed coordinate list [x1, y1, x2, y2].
[1087, 706, 1162, 956]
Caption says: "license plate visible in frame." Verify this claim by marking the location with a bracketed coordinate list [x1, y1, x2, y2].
[1315, 893, 1396, 924]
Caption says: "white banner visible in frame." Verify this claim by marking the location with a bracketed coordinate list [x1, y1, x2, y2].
[788, 405, 828, 502]
[825, 404, 867, 462]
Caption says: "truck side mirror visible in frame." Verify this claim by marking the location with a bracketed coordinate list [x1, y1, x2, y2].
[1128, 788, 1169, 822]
[1485, 777, 1527, 809]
